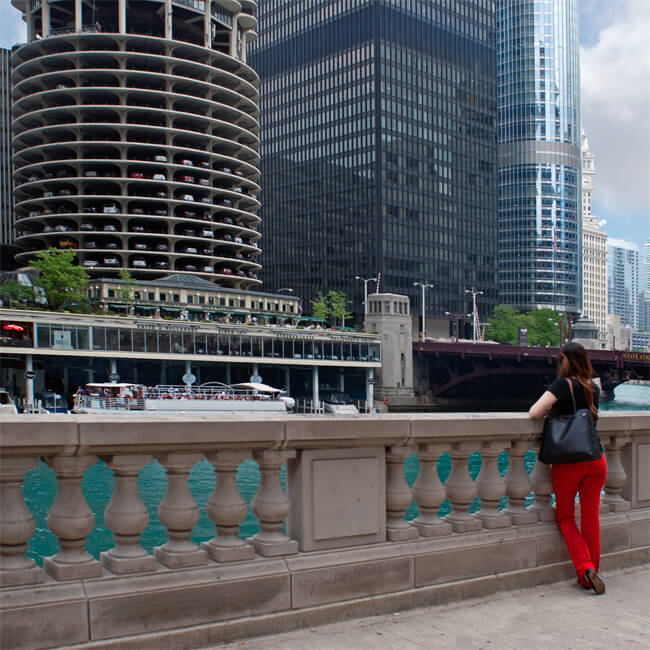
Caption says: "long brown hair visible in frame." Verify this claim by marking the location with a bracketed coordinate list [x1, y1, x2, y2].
[557, 342, 598, 421]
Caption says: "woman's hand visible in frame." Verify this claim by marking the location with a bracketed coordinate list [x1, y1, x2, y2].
[528, 391, 558, 418]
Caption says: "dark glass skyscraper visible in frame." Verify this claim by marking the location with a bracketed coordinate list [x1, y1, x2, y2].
[497, 0, 581, 312]
[0, 48, 13, 247]
[251, 1, 498, 321]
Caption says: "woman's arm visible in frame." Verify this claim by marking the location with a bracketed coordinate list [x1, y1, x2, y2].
[528, 390, 558, 419]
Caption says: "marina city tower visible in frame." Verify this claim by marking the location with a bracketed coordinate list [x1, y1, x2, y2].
[10, 0, 262, 289]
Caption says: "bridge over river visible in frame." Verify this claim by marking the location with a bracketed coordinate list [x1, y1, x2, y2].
[411, 342, 650, 410]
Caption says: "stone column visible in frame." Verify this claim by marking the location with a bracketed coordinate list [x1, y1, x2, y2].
[250, 450, 298, 556]
[42, 0, 51, 38]
[25, 355, 34, 412]
[74, 0, 82, 32]
[444, 442, 482, 532]
[43, 454, 103, 580]
[154, 453, 207, 568]
[204, 4, 211, 47]
[386, 445, 418, 541]
[230, 18, 239, 58]
[100, 455, 157, 574]
[504, 441, 538, 525]
[0, 457, 44, 587]
[411, 443, 452, 537]
[528, 444, 555, 521]
[165, 0, 172, 39]
[601, 435, 631, 512]
[475, 442, 511, 529]
[312, 366, 319, 410]
[202, 451, 255, 562]
[119, 0, 126, 34]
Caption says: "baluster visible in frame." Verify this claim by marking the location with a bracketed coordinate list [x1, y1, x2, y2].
[528, 443, 555, 521]
[411, 443, 452, 537]
[475, 443, 511, 529]
[154, 453, 207, 568]
[601, 435, 631, 512]
[0, 456, 44, 587]
[445, 442, 482, 532]
[43, 454, 103, 580]
[386, 445, 418, 541]
[504, 441, 538, 525]
[100, 455, 157, 574]
[202, 451, 255, 562]
[250, 450, 298, 557]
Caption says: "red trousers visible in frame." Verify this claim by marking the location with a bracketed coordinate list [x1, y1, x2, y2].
[552, 455, 607, 582]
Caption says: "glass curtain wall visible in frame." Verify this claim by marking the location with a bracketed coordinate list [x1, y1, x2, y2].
[251, 0, 498, 321]
[497, 0, 581, 312]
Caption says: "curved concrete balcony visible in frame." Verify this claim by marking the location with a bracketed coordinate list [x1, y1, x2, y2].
[11, 29, 261, 288]
[0, 412, 648, 649]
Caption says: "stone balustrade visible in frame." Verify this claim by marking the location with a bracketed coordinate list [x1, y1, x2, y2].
[1, 412, 648, 650]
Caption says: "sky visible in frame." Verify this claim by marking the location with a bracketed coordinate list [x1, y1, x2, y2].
[0, 0, 648, 247]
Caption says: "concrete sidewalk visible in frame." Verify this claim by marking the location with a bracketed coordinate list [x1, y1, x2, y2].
[213, 566, 650, 650]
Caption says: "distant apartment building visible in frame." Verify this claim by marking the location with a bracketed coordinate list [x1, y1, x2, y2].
[607, 238, 639, 331]
[580, 131, 607, 346]
[640, 238, 650, 332]
[250, 0, 499, 323]
[0, 48, 12, 246]
[498, 0, 581, 313]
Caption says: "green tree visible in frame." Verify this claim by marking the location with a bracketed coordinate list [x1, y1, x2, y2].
[118, 268, 136, 303]
[484, 304, 521, 344]
[327, 290, 352, 328]
[523, 308, 566, 347]
[31, 248, 90, 312]
[0, 280, 34, 309]
[310, 292, 329, 322]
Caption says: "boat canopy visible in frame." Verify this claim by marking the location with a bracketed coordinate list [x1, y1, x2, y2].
[229, 382, 284, 394]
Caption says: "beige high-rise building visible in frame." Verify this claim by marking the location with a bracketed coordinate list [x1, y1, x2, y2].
[581, 131, 608, 347]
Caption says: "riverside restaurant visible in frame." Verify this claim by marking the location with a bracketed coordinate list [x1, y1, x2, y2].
[0, 308, 381, 408]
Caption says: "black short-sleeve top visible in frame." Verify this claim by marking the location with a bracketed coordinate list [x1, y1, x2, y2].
[547, 377, 600, 416]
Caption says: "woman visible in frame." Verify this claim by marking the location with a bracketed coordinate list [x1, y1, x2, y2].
[529, 342, 607, 595]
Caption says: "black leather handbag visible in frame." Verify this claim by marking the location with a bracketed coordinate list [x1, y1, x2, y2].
[539, 378, 602, 465]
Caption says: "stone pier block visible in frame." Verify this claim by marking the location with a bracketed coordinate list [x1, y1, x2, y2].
[288, 447, 386, 551]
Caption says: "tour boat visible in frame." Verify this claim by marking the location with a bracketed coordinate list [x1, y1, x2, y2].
[72, 382, 289, 413]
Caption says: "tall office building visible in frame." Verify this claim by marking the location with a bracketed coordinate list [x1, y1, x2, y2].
[250, 1, 499, 321]
[607, 238, 639, 331]
[10, 0, 262, 288]
[498, 0, 581, 313]
[580, 131, 607, 345]
[639, 238, 650, 332]
[0, 48, 13, 246]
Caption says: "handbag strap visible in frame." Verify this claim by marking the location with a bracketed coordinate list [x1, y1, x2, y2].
[565, 377, 577, 414]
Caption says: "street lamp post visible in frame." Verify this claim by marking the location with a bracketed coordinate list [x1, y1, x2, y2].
[355, 276, 377, 317]
[464, 287, 484, 343]
[413, 282, 434, 340]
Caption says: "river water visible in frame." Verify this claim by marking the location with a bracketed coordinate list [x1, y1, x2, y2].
[23, 383, 650, 564]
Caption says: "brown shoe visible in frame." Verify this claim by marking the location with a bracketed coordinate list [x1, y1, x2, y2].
[584, 569, 606, 595]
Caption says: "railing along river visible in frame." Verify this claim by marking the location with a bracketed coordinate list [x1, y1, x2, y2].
[1, 412, 648, 650]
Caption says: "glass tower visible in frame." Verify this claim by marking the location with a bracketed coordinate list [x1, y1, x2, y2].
[0, 48, 12, 247]
[250, 0, 498, 321]
[497, 0, 581, 312]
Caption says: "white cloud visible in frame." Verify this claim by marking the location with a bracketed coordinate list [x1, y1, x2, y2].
[0, 10, 26, 49]
[581, 0, 650, 233]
